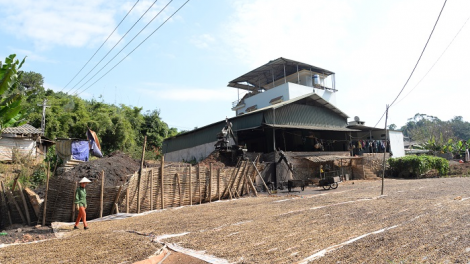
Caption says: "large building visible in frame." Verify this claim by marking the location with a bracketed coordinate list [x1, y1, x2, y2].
[163, 57, 404, 162]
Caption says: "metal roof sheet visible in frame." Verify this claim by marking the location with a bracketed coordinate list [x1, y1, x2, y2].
[251, 92, 349, 119]
[2, 124, 43, 135]
[264, 124, 359, 132]
[228, 57, 334, 91]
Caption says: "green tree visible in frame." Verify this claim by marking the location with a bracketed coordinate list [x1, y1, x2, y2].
[0, 54, 28, 131]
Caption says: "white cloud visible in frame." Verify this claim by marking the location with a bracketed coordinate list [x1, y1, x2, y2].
[139, 82, 232, 102]
[0, 0, 122, 49]
[190, 34, 216, 49]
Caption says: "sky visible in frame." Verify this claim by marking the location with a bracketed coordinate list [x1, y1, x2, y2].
[1, 0, 469, 132]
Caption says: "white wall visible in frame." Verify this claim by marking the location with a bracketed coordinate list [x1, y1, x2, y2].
[0, 137, 37, 161]
[237, 83, 290, 115]
[389, 131, 405, 158]
[288, 82, 315, 99]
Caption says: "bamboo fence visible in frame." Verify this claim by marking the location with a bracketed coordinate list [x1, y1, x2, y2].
[0, 161, 263, 227]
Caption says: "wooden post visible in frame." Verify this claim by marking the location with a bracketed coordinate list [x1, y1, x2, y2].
[160, 156, 165, 209]
[112, 185, 123, 214]
[11, 176, 19, 191]
[0, 181, 13, 226]
[71, 181, 77, 221]
[251, 161, 271, 195]
[222, 158, 241, 198]
[246, 167, 258, 197]
[42, 162, 50, 226]
[217, 169, 221, 200]
[209, 163, 212, 203]
[176, 173, 182, 207]
[189, 165, 192, 206]
[150, 170, 154, 211]
[6, 186, 26, 224]
[16, 181, 31, 225]
[137, 136, 147, 214]
[100, 170, 104, 218]
[198, 165, 201, 204]
[114, 203, 119, 214]
[126, 188, 129, 213]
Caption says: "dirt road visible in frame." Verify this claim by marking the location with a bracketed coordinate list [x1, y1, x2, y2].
[1, 177, 470, 263]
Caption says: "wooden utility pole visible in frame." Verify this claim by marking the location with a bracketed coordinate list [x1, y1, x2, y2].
[137, 136, 147, 213]
[381, 105, 389, 196]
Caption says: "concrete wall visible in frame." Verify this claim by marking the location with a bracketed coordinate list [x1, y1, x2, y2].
[164, 138, 236, 162]
[164, 141, 218, 162]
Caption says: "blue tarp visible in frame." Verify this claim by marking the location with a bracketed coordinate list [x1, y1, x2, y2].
[90, 140, 103, 158]
[71, 140, 89, 161]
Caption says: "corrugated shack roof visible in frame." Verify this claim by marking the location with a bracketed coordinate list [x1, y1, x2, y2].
[228, 57, 334, 92]
[2, 124, 43, 135]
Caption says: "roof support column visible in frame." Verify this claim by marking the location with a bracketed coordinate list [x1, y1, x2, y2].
[283, 64, 286, 84]
[272, 108, 276, 151]
[272, 68, 275, 88]
[297, 64, 300, 84]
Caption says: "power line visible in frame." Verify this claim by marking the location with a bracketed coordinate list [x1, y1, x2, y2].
[76, 0, 190, 96]
[395, 13, 470, 106]
[67, 0, 160, 94]
[61, 0, 140, 92]
[373, 0, 447, 128]
[72, 0, 174, 95]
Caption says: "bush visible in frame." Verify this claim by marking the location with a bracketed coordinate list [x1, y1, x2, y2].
[388, 155, 449, 178]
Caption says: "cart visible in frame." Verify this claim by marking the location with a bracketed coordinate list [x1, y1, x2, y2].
[318, 176, 341, 190]
[287, 180, 305, 192]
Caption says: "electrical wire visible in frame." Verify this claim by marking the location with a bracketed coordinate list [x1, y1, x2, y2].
[372, 0, 447, 128]
[61, 0, 140, 92]
[76, 0, 191, 96]
[394, 13, 470, 106]
[73, 0, 174, 95]
[67, 0, 160, 94]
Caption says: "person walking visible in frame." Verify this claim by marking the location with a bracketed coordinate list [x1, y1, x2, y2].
[74, 177, 91, 230]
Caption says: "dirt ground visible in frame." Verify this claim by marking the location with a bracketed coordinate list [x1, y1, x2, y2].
[1, 177, 470, 263]
[0, 224, 54, 245]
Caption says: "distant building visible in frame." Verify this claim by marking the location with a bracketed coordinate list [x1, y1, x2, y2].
[0, 124, 53, 161]
[163, 57, 405, 181]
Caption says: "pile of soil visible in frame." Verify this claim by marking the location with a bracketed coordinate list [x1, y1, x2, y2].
[60, 152, 148, 187]
[198, 151, 232, 169]
[449, 160, 470, 176]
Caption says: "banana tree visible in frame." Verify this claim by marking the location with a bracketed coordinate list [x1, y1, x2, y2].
[0, 54, 27, 132]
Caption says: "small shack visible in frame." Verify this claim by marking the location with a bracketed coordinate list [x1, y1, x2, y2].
[0, 124, 48, 162]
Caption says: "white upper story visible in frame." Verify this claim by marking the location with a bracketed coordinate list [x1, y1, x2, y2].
[229, 58, 338, 116]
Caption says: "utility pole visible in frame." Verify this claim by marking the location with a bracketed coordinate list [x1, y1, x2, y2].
[38, 98, 50, 135]
[381, 105, 389, 196]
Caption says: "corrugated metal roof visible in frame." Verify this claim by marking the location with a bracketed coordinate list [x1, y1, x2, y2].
[264, 124, 359, 132]
[2, 124, 43, 135]
[228, 57, 334, 92]
[250, 93, 349, 119]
